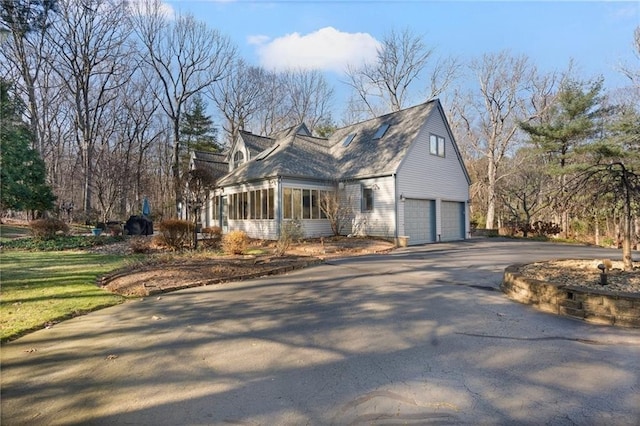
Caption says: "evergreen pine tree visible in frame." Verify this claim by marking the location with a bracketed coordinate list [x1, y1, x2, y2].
[0, 79, 55, 217]
[180, 94, 219, 154]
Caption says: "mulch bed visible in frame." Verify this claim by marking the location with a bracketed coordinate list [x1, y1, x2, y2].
[98, 237, 395, 297]
[519, 259, 640, 294]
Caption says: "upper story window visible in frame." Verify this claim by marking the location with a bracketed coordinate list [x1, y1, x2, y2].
[233, 151, 245, 168]
[429, 134, 445, 158]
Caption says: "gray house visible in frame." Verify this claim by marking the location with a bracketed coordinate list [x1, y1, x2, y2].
[198, 99, 471, 245]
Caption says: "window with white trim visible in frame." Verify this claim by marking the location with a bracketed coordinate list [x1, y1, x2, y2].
[429, 134, 445, 158]
[362, 187, 374, 212]
[283, 188, 329, 219]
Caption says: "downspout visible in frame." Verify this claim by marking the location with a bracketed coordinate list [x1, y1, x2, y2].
[393, 173, 399, 242]
[277, 176, 282, 240]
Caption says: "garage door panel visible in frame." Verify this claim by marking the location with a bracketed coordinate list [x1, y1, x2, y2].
[441, 201, 464, 241]
[404, 199, 434, 245]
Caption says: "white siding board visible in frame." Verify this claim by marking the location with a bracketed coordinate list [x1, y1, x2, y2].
[397, 112, 469, 201]
[350, 176, 396, 238]
[229, 220, 278, 240]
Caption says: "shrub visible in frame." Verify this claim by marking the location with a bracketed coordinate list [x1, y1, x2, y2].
[221, 230, 249, 255]
[107, 224, 123, 236]
[129, 236, 151, 253]
[30, 218, 69, 240]
[158, 219, 193, 250]
[201, 226, 222, 249]
[275, 220, 303, 256]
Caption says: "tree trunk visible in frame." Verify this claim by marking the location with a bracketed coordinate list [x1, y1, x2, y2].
[83, 141, 93, 214]
[485, 159, 496, 229]
[622, 167, 633, 271]
[172, 117, 182, 217]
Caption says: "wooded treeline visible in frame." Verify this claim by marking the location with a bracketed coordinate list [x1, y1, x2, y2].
[1, 0, 639, 250]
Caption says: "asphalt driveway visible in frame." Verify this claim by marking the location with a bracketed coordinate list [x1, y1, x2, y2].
[2, 239, 639, 425]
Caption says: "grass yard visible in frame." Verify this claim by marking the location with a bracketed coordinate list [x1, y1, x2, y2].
[0, 224, 31, 242]
[0, 251, 131, 342]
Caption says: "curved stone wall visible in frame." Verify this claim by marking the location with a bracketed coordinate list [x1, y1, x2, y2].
[502, 264, 640, 328]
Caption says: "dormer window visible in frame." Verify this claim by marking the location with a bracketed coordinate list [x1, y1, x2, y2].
[233, 151, 245, 168]
[372, 124, 390, 140]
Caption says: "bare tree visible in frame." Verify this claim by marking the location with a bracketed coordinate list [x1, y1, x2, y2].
[452, 52, 535, 229]
[48, 0, 133, 213]
[283, 69, 334, 134]
[131, 0, 235, 213]
[345, 28, 458, 118]
[619, 26, 640, 88]
[0, 0, 58, 155]
[498, 148, 553, 235]
[319, 188, 352, 236]
[211, 59, 267, 146]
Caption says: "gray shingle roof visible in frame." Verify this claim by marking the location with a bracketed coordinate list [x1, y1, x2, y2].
[191, 151, 228, 180]
[329, 101, 437, 179]
[215, 100, 442, 186]
[238, 131, 274, 157]
[217, 131, 336, 185]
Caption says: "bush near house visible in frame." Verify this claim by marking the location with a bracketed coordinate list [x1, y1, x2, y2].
[222, 230, 249, 255]
[276, 220, 303, 256]
[30, 218, 69, 240]
[158, 219, 194, 250]
[201, 226, 222, 249]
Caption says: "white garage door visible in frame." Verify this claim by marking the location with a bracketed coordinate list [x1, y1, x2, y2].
[441, 201, 465, 241]
[404, 199, 435, 245]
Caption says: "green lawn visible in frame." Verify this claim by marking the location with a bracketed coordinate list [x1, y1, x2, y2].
[0, 224, 31, 242]
[0, 251, 131, 341]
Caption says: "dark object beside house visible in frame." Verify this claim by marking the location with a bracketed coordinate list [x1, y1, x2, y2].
[124, 215, 153, 236]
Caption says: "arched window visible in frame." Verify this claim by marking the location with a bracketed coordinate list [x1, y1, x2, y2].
[233, 151, 245, 168]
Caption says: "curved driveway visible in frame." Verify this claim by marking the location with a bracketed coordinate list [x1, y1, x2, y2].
[2, 239, 639, 425]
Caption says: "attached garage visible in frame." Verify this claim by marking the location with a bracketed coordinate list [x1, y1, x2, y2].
[404, 199, 435, 245]
[440, 201, 465, 241]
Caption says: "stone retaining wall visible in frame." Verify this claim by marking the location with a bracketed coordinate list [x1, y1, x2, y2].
[502, 264, 640, 328]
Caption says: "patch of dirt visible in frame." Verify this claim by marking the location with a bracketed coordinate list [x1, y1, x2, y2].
[519, 259, 640, 294]
[98, 237, 395, 297]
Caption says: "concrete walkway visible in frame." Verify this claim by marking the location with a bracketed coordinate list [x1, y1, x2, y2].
[2, 239, 639, 425]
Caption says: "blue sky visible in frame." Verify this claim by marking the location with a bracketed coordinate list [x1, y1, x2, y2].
[164, 0, 639, 110]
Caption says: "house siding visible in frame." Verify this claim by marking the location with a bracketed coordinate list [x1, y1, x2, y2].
[397, 108, 470, 242]
[348, 176, 396, 239]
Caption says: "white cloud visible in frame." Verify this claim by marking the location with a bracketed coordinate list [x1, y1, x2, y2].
[129, 0, 175, 20]
[247, 34, 271, 46]
[159, 2, 175, 19]
[250, 27, 380, 74]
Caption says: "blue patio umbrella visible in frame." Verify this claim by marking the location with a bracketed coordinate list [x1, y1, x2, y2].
[142, 197, 151, 216]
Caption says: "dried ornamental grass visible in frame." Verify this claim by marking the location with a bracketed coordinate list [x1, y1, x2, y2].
[221, 230, 249, 255]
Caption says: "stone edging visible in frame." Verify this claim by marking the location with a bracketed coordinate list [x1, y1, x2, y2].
[502, 264, 640, 328]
